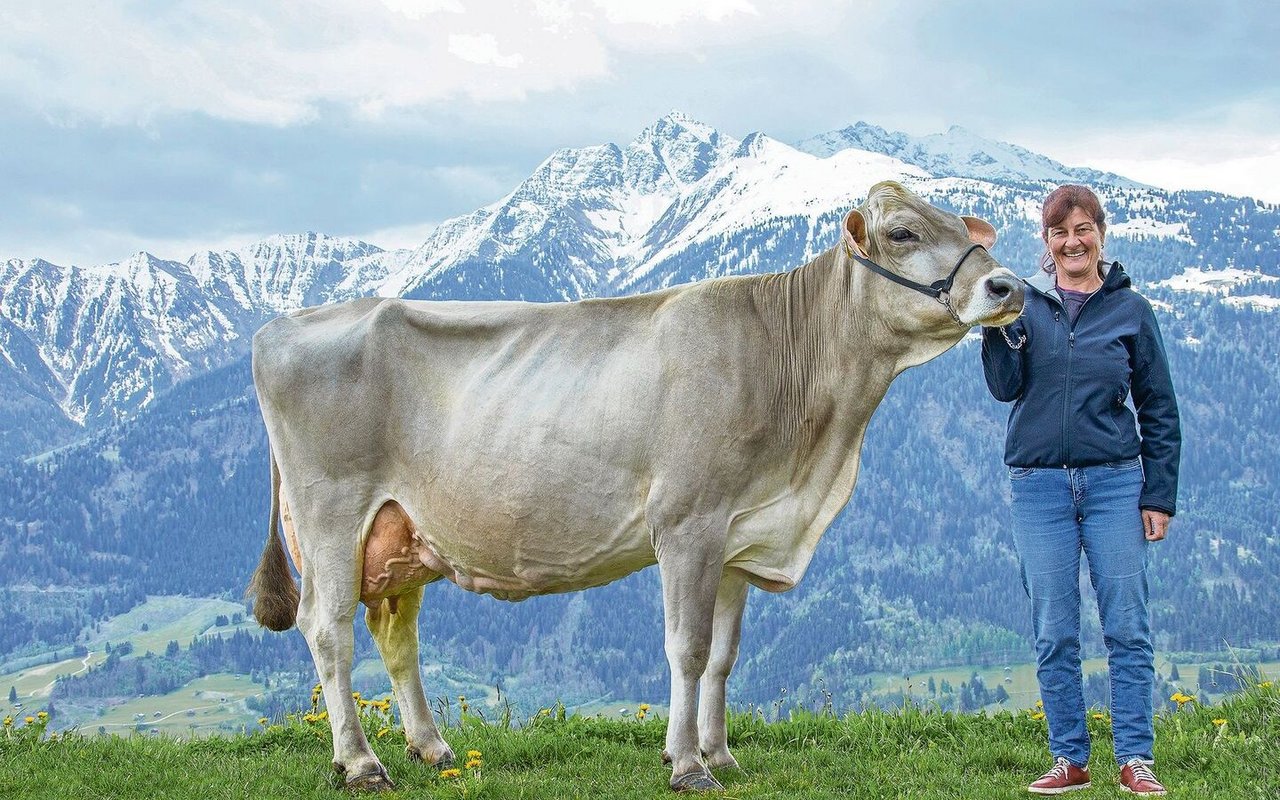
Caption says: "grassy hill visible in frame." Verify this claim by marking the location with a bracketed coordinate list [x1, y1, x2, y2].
[3, 682, 1275, 799]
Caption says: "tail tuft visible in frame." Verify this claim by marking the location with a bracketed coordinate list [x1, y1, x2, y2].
[245, 452, 299, 631]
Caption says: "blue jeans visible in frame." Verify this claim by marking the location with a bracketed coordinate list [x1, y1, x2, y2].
[1009, 458, 1154, 768]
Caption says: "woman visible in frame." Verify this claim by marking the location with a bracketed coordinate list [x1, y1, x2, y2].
[982, 184, 1180, 796]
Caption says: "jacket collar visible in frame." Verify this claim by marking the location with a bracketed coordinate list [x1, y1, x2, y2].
[1026, 261, 1129, 295]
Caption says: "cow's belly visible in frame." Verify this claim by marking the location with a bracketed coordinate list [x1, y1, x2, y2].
[417, 507, 655, 600]
[367, 472, 656, 602]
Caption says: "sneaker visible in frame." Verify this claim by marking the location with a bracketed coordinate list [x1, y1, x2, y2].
[1028, 756, 1091, 794]
[1120, 759, 1167, 796]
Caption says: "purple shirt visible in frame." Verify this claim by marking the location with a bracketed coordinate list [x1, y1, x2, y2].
[1056, 286, 1095, 324]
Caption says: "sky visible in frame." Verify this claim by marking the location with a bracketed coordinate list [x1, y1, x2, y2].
[1, 0, 1277, 268]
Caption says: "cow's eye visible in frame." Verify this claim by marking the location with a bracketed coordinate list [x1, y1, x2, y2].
[888, 227, 916, 242]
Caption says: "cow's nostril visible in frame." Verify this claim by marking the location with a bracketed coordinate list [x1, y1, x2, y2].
[985, 275, 1017, 299]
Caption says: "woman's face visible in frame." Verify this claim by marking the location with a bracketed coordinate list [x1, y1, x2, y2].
[1045, 206, 1104, 284]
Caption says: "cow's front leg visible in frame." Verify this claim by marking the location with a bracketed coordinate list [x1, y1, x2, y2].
[297, 543, 392, 790]
[365, 587, 454, 770]
[656, 520, 726, 792]
[697, 568, 749, 771]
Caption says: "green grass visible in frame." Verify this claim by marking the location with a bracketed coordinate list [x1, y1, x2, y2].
[4, 682, 1276, 799]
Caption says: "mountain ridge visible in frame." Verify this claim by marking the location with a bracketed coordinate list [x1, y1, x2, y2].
[2, 112, 1278, 459]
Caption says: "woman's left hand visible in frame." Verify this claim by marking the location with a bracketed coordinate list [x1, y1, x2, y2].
[1142, 510, 1171, 541]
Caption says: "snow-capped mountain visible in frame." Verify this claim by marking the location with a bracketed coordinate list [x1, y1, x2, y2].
[185, 233, 397, 315]
[795, 121, 1146, 188]
[0, 235, 406, 435]
[2, 112, 1278, 461]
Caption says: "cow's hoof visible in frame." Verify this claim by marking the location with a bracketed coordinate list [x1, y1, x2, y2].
[704, 752, 741, 771]
[345, 767, 395, 793]
[670, 770, 724, 793]
[406, 745, 454, 770]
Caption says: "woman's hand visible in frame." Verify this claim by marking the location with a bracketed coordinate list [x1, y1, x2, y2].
[1142, 510, 1171, 541]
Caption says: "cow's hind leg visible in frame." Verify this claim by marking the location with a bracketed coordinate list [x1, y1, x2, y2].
[655, 518, 726, 793]
[697, 569, 749, 771]
[365, 586, 455, 769]
[295, 512, 393, 791]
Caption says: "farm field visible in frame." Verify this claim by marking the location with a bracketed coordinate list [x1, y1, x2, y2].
[2, 596, 255, 715]
[69, 674, 268, 737]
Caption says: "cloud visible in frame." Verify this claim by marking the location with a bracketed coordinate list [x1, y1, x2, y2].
[1037, 125, 1280, 205]
[592, 0, 758, 26]
[2, 1, 1277, 266]
[448, 34, 525, 69]
[0, 0, 796, 126]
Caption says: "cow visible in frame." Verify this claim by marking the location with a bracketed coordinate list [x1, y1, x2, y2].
[246, 180, 1024, 792]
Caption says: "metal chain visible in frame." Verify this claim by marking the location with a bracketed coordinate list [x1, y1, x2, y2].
[999, 325, 1026, 350]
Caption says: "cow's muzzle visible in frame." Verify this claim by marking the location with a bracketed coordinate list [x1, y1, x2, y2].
[982, 273, 1025, 324]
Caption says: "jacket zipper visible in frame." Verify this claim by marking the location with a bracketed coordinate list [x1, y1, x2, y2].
[1061, 286, 1104, 467]
[1057, 307, 1069, 467]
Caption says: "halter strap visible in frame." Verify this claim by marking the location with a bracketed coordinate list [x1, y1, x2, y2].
[844, 242, 986, 300]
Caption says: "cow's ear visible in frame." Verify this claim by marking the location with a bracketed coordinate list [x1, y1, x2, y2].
[963, 216, 997, 248]
[843, 209, 870, 258]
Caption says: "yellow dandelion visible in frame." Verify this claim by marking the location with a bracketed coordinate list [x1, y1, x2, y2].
[351, 691, 362, 701]
[440, 768, 462, 779]
[37, 711, 48, 720]
[639, 703, 651, 712]
[539, 708, 551, 716]
[258, 717, 268, 726]
[313, 682, 322, 693]
[636, 710, 647, 720]
[376, 727, 390, 738]
[1212, 718, 1227, 727]
[1031, 711, 1046, 721]
[317, 710, 329, 721]
[466, 750, 482, 759]
[1260, 681, 1273, 689]
[1092, 713, 1107, 720]
[1035, 700, 1044, 709]
[458, 695, 466, 702]
[466, 759, 482, 769]
[24, 716, 35, 725]
[2, 717, 11, 727]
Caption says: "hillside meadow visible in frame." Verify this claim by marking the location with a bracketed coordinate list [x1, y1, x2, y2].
[3, 682, 1276, 799]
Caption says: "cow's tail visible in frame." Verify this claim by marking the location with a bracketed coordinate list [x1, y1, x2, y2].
[246, 450, 300, 631]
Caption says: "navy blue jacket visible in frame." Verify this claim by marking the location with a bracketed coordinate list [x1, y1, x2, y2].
[982, 262, 1181, 516]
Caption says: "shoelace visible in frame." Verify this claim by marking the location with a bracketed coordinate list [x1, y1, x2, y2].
[1127, 761, 1158, 784]
[1047, 757, 1072, 779]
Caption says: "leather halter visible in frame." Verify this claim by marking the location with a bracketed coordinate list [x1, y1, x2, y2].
[844, 241, 987, 325]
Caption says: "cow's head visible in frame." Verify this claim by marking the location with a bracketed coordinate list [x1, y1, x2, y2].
[842, 181, 1023, 348]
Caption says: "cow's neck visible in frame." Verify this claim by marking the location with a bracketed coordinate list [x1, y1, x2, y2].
[754, 247, 904, 462]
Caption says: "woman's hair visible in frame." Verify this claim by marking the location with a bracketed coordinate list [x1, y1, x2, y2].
[1040, 184, 1107, 273]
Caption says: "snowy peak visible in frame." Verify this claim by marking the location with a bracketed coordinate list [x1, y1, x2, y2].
[186, 232, 386, 313]
[627, 111, 739, 188]
[796, 121, 1145, 188]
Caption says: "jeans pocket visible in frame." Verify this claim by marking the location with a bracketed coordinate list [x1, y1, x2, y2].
[1009, 466, 1037, 480]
